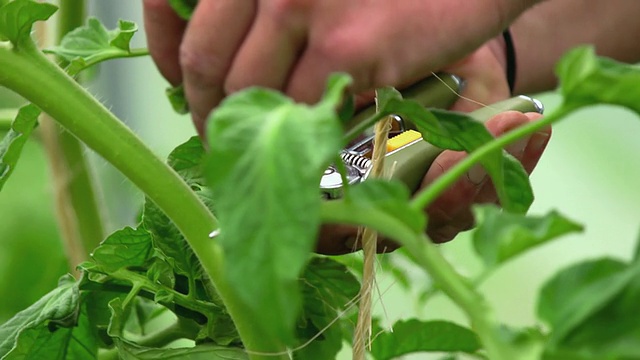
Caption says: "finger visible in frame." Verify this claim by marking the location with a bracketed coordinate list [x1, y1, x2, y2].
[225, 3, 308, 94]
[285, 25, 383, 104]
[316, 223, 400, 255]
[180, 0, 256, 135]
[142, 0, 187, 85]
[316, 223, 357, 255]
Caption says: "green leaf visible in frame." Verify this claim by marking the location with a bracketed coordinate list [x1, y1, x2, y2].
[384, 101, 533, 213]
[107, 297, 246, 359]
[0, 275, 79, 357]
[118, 342, 248, 360]
[295, 257, 360, 359]
[383, 100, 460, 150]
[204, 75, 349, 344]
[0, 104, 40, 192]
[543, 258, 640, 359]
[90, 226, 154, 272]
[166, 85, 189, 114]
[370, 319, 481, 360]
[6, 300, 97, 360]
[45, 17, 141, 75]
[147, 257, 176, 289]
[537, 258, 639, 345]
[472, 205, 583, 268]
[0, 0, 57, 46]
[109, 20, 137, 52]
[376, 86, 403, 111]
[556, 46, 640, 114]
[143, 137, 208, 283]
[168, 0, 198, 20]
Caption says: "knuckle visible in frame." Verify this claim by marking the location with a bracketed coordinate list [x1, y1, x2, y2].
[311, 30, 402, 91]
[179, 45, 223, 85]
[312, 31, 376, 88]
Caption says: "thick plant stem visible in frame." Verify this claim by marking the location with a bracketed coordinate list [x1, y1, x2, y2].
[38, 0, 105, 272]
[0, 44, 287, 359]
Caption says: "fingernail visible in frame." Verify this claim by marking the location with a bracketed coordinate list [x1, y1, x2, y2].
[467, 164, 486, 185]
[506, 137, 530, 157]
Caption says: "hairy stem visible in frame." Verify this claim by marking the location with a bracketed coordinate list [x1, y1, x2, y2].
[0, 42, 285, 358]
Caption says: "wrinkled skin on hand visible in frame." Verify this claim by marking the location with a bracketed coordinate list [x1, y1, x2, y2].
[142, 0, 550, 254]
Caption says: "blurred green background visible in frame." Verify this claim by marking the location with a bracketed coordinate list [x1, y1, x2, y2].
[2, 1, 640, 358]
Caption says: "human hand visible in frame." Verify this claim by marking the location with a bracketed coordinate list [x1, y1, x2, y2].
[142, 0, 519, 135]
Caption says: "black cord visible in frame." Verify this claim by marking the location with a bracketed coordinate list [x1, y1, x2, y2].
[502, 28, 517, 94]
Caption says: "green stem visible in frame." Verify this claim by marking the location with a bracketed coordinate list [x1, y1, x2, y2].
[0, 43, 284, 358]
[71, 47, 149, 75]
[410, 105, 577, 210]
[320, 200, 520, 360]
[109, 268, 217, 316]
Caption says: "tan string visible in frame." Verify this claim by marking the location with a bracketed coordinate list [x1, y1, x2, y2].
[352, 97, 393, 359]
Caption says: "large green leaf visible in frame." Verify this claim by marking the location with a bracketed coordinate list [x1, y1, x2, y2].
[90, 226, 154, 272]
[44, 17, 140, 75]
[294, 257, 360, 360]
[472, 205, 583, 268]
[0, 275, 79, 357]
[0, 104, 40, 192]
[548, 273, 640, 359]
[0, 0, 57, 45]
[537, 258, 639, 345]
[5, 301, 97, 360]
[383, 101, 533, 213]
[204, 74, 350, 344]
[556, 46, 640, 114]
[370, 319, 481, 360]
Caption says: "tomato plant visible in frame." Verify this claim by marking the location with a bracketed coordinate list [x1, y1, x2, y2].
[2, 1, 640, 359]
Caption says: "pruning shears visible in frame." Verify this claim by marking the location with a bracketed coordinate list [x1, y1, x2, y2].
[320, 74, 544, 199]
